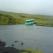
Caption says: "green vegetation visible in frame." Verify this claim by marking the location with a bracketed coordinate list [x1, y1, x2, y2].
[0, 14, 16, 25]
[22, 48, 44, 53]
[0, 11, 53, 27]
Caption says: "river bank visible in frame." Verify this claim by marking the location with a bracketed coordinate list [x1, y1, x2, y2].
[0, 11, 53, 27]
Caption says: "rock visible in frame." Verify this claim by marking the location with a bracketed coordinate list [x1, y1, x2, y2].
[2, 47, 20, 53]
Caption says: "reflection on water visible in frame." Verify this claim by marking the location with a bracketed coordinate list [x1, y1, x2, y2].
[0, 25, 53, 53]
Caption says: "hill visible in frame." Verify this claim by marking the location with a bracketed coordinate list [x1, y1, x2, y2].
[0, 11, 53, 26]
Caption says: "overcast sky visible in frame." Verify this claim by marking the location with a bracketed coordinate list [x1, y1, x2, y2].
[0, 0, 53, 15]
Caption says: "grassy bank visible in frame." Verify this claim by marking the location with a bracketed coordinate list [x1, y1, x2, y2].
[0, 11, 53, 27]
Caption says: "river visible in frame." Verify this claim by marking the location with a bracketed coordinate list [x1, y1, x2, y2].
[0, 25, 53, 53]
